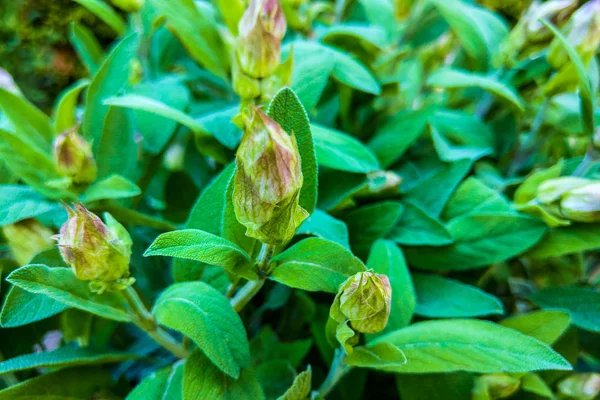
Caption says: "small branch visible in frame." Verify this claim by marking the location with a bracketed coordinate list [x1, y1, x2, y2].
[123, 286, 190, 359]
[317, 347, 351, 397]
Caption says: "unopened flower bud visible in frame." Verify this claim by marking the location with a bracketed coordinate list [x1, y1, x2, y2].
[53, 127, 97, 185]
[548, 0, 600, 68]
[560, 182, 600, 222]
[233, 107, 308, 244]
[110, 0, 144, 13]
[479, 373, 521, 399]
[537, 177, 591, 204]
[236, 0, 287, 79]
[55, 204, 133, 292]
[2, 219, 54, 265]
[330, 271, 392, 334]
[559, 373, 600, 400]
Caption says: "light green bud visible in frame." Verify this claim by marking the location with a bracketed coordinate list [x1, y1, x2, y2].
[55, 204, 133, 292]
[560, 182, 600, 222]
[559, 373, 600, 400]
[330, 271, 392, 334]
[110, 0, 144, 12]
[2, 219, 54, 265]
[537, 177, 592, 204]
[236, 0, 287, 79]
[233, 107, 308, 244]
[53, 127, 97, 185]
[479, 373, 521, 399]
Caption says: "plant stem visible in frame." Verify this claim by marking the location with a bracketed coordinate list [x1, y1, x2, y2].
[230, 279, 265, 312]
[318, 347, 351, 398]
[123, 286, 190, 359]
[229, 243, 276, 312]
[573, 146, 599, 177]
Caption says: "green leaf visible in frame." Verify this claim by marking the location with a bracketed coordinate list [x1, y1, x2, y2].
[413, 274, 504, 318]
[296, 209, 350, 249]
[149, 0, 229, 78]
[345, 342, 407, 371]
[0, 88, 54, 150]
[341, 201, 404, 259]
[276, 367, 312, 400]
[82, 34, 137, 152]
[130, 80, 191, 154]
[81, 175, 141, 203]
[368, 108, 431, 168]
[267, 88, 318, 214]
[431, 125, 493, 162]
[72, 0, 126, 35]
[443, 177, 513, 221]
[7, 265, 131, 322]
[521, 373, 554, 398]
[427, 68, 524, 112]
[183, 350, 264, 400]
[373, 319, 572, 373]
[367, 240, 415, 332]
[127, 362, 184, 400]
[542, 19, 595, 137]
[431, 0, 508, 70]
[0, 366, 113, 400]
[396, 373, 475, 400]
[501, 310, 571, 345]
[0, 185, 63, 227]
[145, 229, 257, 281]
[250, 327, 313, 369]
[52, 79, 90, 133]
[317, 170, 367, 212]
[96, 106, 137, 179]
[526, 223, 600, 259]
[529, 287, 600, 333]
[387, 202, 453, 246]
[153, 282, 250, 379]
[0, 346, 139, 375]
[311, 124, 379, 173]
[69, 22, 104, 74]
[0, 286, 68, 328]
[405, 214, 547, 270]
[404, 159, 472, 217]
[269, 238, 366, 293]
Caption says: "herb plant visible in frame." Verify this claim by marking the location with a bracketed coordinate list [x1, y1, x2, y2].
[0, 0, 599, 399]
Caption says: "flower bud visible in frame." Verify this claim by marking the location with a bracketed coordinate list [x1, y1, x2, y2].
[330, 271, 392, 334]
[548, 0, 600, 68]
[479, 373, 521, 399]
[536, 177, 591, 204]
[55, 204, 132, 292]
[1, 219, 54, 266]
[110, 0, 144, 12]
[233, 107, 308, 244]
[559, 373, 600, 400]
[236, 0, 287, 79]
[53, 127, 97, 185]
[560, 182, 600, 222]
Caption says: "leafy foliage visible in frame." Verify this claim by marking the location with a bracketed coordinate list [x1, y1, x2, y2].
[1, 0, 599, 399]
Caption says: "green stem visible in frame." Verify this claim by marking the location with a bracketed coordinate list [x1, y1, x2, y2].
[318, 348, 351, 398]
[123, 286, 190, 359]
[230, 279, 265, 312]
[573, 146, 599, 177]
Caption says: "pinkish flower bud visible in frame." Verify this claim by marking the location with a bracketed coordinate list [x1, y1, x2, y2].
[236, 0, 287, 79]
[55, 204, 132, 291]
[330, 271, 392, 334]
[53, 127, 97, 185]
[233, 107, 308, 244]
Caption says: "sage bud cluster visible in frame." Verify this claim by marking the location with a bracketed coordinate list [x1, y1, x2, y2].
[53, 127, 97, 185]
[233, 107, 308, 244]
[233, 0, 290, 100]
[558, 373, 600, 400]
[476, 373, 521, 399]
[2, 219, 54, 265]
[330, 271, 392, 334]
[536, 177, 600, 223]
[55, 204, 133, 292]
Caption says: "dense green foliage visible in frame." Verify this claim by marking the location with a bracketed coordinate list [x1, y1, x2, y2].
[0, 0, 600, 399]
